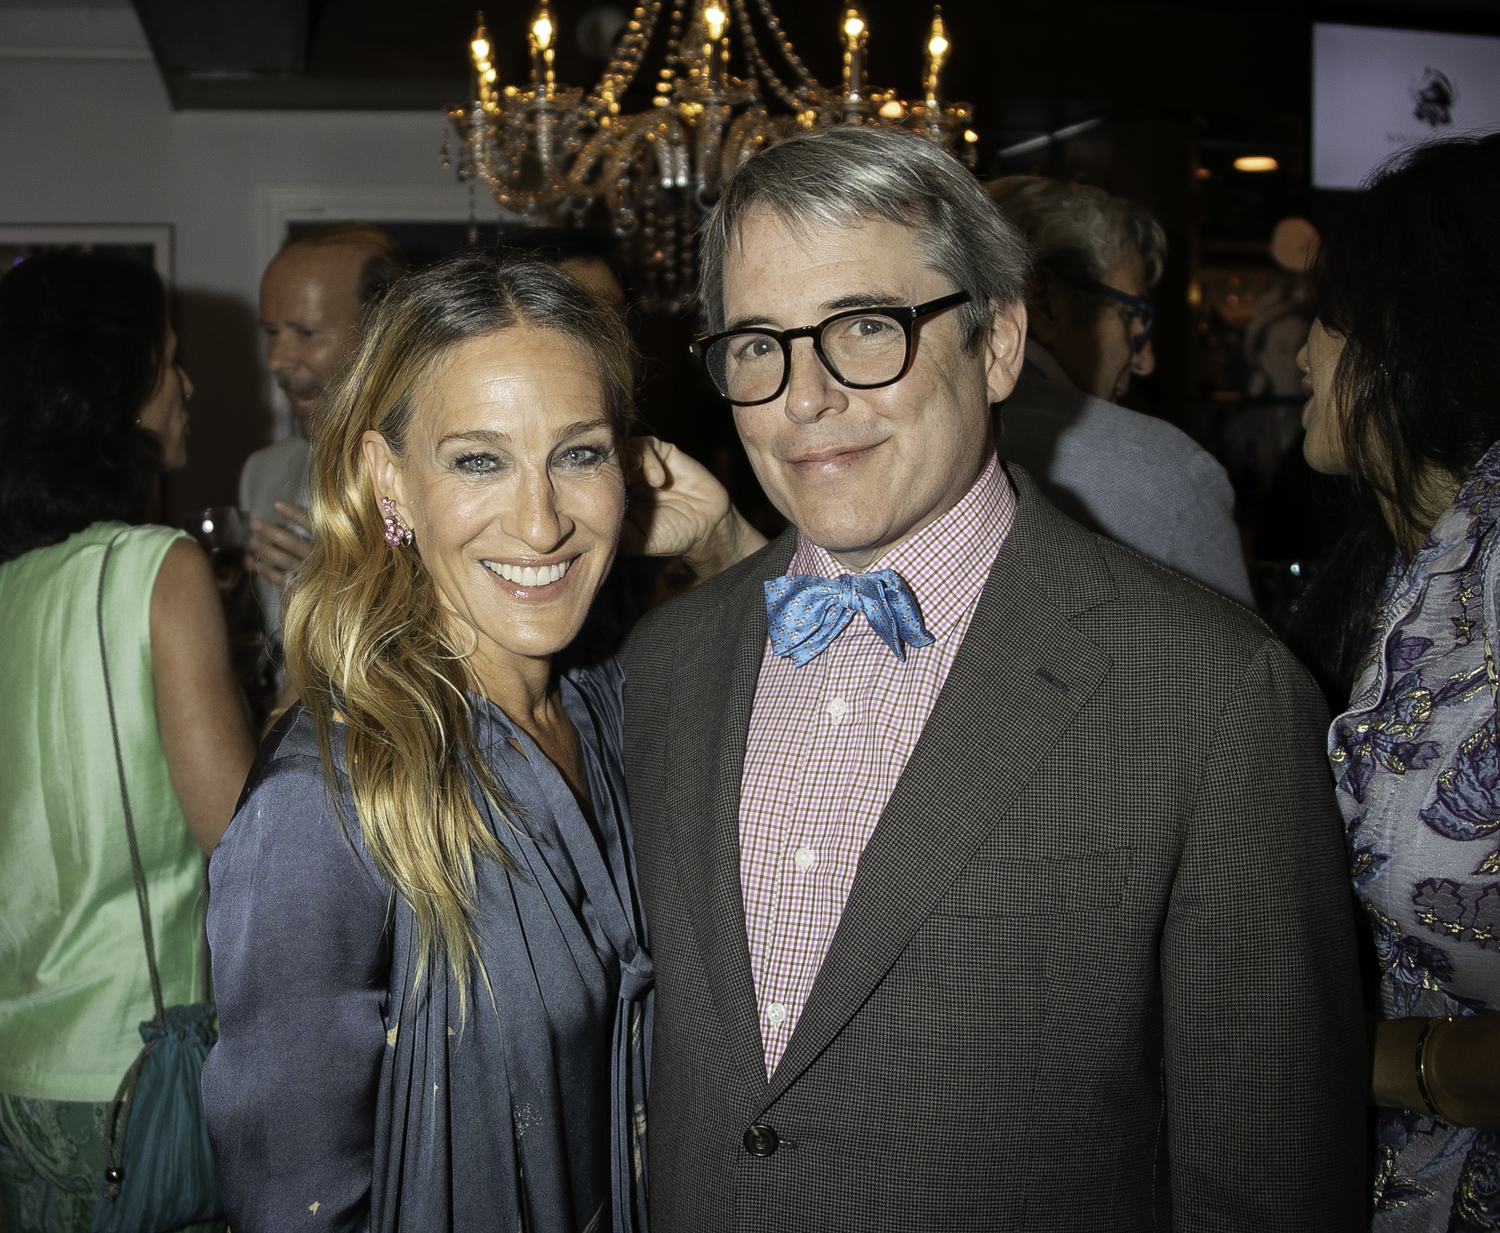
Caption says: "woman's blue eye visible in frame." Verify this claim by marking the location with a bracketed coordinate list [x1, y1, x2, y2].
[556, 444, 610, 469]
[454, 452, 500, 474]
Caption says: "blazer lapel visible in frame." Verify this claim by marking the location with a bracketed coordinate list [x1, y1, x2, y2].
[665, 529, 798, 1093]
[760, 475, 1116, 1106]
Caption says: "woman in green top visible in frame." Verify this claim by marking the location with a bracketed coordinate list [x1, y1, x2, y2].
[0, 252, 257, 1231]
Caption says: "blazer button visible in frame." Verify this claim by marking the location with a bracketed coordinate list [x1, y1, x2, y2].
[743, 1123, 779, 1157]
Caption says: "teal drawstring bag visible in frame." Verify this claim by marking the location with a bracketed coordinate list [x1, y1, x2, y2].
[91, 1005, 221, 1233]
[89, 532, 224, 1233]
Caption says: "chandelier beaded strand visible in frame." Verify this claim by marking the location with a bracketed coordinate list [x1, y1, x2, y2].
[444, 2, 977, 309]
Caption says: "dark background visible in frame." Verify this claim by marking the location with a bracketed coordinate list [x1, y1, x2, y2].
[126, 0, 1500, 574]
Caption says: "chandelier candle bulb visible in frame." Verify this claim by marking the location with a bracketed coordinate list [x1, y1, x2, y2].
[924, 9, 947, 109]
[530, 2, 556, 97]
[702, 3, 729, 89]
[842, 6, 868, 103]
[470, 15, 496, 109]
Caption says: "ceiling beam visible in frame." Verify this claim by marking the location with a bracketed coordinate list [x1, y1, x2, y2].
[132, 0, 309, 75]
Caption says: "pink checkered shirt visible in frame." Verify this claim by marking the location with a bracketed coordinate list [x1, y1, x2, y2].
[738, 451, 1016, 1075]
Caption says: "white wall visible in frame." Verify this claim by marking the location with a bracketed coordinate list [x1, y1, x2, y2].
[0, 13, 489, 510]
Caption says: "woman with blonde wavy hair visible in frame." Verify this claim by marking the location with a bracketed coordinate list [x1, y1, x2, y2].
[200, 251, 764, 1232]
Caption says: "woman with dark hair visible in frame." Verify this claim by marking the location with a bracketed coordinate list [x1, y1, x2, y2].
[0, 252, 256, 1230]
[201, 251, 762, 1231]
[1295, 133, 1500, 1227]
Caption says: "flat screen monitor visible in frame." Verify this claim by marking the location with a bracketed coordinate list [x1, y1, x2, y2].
[1313, 22, 1500, 190]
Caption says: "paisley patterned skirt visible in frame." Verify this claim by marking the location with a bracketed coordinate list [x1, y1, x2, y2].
[0, 1093, 224, 1233]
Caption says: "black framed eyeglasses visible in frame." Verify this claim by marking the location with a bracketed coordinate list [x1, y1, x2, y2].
[1062, 275, 1156, 353]
[690, 290, 972, 407]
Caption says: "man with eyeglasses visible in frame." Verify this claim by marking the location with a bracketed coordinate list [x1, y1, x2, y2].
[986, 175, 1253, 606]
[619, 126, 1363, 1232]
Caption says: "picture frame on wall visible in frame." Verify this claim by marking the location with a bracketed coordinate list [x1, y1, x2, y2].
[0, 223, 174, 282]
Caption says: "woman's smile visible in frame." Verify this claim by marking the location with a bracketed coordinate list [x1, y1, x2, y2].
[482, 554, 579, 597]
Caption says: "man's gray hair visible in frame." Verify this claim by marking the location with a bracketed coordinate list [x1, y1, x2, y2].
[984, 176, 1167, 289]
[697, 127, 1029, 347]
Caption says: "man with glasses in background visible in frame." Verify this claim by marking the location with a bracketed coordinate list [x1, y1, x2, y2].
[620, 126, 1364, 1232]
[986, 176, 1253, 605]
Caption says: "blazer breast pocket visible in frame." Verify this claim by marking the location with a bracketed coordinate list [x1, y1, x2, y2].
[892, 846, 1141, 1108]
[933, 844, 1137, 919]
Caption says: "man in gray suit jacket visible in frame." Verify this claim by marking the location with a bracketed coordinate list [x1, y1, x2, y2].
[620, 127, 1365, 1231]
[986, 176, 1253, 605]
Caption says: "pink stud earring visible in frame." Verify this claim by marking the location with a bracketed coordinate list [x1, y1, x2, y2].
[380, 497, 413, 547]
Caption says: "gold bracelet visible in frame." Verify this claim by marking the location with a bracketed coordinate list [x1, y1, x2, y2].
[1415, 1015, 1456, 1121]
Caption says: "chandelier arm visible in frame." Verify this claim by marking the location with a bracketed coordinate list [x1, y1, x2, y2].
[660, 0, 689, 95]
[586, 0, 665, 118]
[751, 0, 826, 94]
[729, 0, 803, 110]
[564, 121, 644, 203]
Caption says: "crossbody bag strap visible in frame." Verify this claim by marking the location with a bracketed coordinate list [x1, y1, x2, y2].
[97, 530, 166, 1025]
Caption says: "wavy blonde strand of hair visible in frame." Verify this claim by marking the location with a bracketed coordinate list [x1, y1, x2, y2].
[281, 254, 635, 1012]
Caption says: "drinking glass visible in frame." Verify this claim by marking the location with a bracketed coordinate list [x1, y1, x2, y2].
[186, 507, 250, 597]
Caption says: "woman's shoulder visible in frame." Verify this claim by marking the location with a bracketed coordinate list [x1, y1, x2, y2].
[239, 705, 354, 813]
[97, 522, 196, 603]
[91, 520, 191, 565]
[110, 520, 190, 547]
[214, 706, 386, 900]
[3, 520, 186, 574]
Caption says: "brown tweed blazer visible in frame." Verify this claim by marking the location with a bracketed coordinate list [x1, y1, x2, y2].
[619, 465, 1367, 1232]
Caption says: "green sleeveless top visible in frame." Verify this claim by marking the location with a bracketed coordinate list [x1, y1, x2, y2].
[0, 522, 207, 1101]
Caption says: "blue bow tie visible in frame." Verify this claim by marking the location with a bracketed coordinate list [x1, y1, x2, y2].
[764, 568, 935, 668]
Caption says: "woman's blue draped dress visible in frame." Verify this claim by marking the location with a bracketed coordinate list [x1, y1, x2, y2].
[201, 657, 652, 1232]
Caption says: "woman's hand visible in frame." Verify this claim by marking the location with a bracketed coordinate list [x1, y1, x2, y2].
[621, 437, 767, 580]
[1371, 1012, 1500, 1130]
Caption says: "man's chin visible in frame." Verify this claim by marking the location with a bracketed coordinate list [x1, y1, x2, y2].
[290, 402, 323, 437]
[781, 505, 899, 569]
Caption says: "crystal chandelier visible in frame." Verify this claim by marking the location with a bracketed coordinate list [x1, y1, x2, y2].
[443, 1, 977, 308]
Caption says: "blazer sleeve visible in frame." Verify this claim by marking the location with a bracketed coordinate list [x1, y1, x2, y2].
[1161, 638, 1366, 1231]
[202, 745, 392, 1232]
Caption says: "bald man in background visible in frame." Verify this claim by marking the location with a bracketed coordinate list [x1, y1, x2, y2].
[241, 222, 406, 637]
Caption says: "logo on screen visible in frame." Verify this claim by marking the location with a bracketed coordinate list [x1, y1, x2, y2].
[1411, 68, 1457, 128]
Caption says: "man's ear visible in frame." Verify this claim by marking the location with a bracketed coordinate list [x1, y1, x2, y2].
[1025, 268, 1064, 350]
[983, 299, 1028, 405]
[361, 430, 409, 524]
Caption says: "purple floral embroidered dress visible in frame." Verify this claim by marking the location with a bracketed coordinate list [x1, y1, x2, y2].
[1331, 441, 1500, 1230]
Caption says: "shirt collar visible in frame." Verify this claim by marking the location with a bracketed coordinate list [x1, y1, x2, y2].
[788, 450, 1014, 644]
[1023, 338, 1077, 390]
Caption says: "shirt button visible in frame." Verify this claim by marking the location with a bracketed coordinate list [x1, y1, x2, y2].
[766, 1001, 788, 1026]
[825, 697, 848, 723]
[793, 846, 817, 872]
